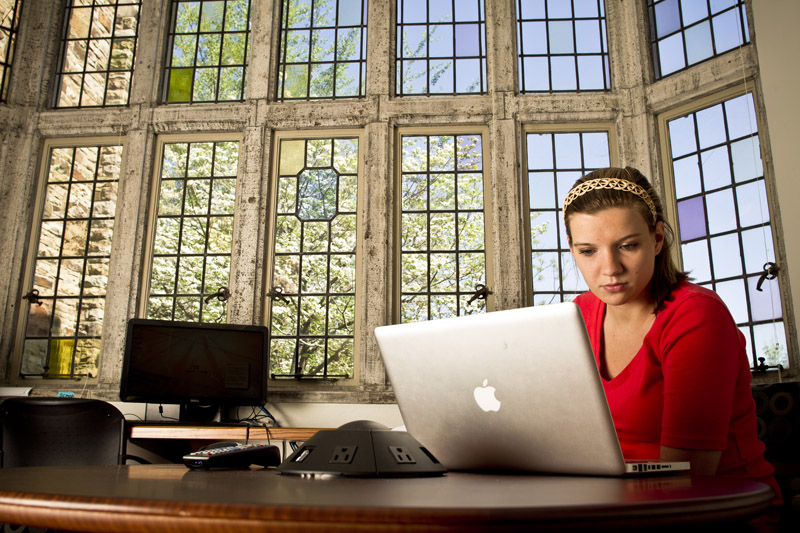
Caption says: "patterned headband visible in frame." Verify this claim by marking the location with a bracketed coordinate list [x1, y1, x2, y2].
[562, 177, 658, 224]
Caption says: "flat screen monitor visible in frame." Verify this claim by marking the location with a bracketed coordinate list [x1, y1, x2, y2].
[120, 319, 269, 422]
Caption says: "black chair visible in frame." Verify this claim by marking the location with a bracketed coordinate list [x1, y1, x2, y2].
[0, 397, 148, 467]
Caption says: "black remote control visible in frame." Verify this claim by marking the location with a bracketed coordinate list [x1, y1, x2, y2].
[183, 443, 282, 470]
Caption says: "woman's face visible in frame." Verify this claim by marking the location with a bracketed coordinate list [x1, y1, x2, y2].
[568, 207, 664, 309]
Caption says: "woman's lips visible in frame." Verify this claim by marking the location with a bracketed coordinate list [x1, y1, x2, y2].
[602, 282, 627, 293]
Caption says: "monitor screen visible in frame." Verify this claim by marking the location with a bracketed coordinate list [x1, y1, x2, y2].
[120, 319, 269, 412]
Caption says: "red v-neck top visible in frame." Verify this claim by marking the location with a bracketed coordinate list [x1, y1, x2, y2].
[575, 282, 780, 498]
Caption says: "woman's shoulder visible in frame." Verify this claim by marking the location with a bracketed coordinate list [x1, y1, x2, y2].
[659, 282, 738, 331]
[664, 282, 729, 311]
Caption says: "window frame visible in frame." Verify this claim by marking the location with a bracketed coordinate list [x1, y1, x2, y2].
[140, 133, 244, 323]
[264, 128, 366, 390]
[393, 125, 495, 323]
[657, 84, 799, 375]
[520, 123, 618, 307]
[11, 137, 127, 386]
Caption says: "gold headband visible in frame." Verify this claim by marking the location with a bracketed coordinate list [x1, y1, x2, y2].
[562, 177, 658, 224]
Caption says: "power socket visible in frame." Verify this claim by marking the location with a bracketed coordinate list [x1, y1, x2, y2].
[329, 446, 357, 464]
[388, 446, 416, 464]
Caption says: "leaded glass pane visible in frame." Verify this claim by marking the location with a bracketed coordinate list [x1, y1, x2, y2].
[20, 143, 123, 378]
[269, 136, 359, 379]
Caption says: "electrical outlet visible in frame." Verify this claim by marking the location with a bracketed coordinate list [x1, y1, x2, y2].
[329, 446, 357, 464]
[389, 446, 416, 464]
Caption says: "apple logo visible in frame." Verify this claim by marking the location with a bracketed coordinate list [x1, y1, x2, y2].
[473, 379, 501, 412]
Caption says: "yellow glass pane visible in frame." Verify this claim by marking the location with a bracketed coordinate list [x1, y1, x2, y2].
[167, 68, 193, 102]
[280, 140, 305, 175]
[48, 338, 75, 376]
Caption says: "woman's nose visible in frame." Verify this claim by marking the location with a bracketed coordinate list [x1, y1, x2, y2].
[600, 249, 623, 275]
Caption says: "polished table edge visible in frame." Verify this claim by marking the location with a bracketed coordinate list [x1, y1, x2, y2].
[127, 424, 329, 441]
[0, 465, 775, 532]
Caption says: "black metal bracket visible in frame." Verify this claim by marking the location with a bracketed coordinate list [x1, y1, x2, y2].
[267, 286, 290, 304]
[204, 286, 230, 303]
[467, 284, 492, 305]
[756, 262, 778, 292]
[23, 289, 43, 306]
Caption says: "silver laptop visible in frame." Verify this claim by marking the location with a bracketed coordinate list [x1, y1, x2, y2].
[374, 303, 689, 476]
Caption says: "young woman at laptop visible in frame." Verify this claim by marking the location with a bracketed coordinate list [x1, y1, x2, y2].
[562, 167, 781, 505]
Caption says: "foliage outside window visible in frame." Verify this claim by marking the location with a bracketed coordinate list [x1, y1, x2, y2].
[54, 0, 140, 108]
[666, 92, 788, 369]
[277, 0, 368, 100]
[524, 129, 610, 305]
[648, 0, 749, 79]
[164, 0, 251, 103]
[516, 0, 609, 92]
[399, 133, 490, 322]
[0, 0, 22, 102]
[147, 140, 239, 323]
[268, 136, 360, 379]
[19, 143, 123, 378]
[396, 0, 486, 96]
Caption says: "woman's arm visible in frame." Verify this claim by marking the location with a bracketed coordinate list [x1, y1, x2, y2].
[660, 445, 722, 476]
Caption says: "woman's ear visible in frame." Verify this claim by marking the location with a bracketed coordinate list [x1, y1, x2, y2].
[654, 221, 665, 255]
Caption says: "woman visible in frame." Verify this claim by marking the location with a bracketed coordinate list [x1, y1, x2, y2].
[563, 167, 781, 501]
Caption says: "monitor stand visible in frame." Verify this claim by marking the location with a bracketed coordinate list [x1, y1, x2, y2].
[179, 403, 220, 423]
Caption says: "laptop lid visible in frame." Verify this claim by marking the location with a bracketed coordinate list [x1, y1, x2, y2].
[375, 303, 685, 476]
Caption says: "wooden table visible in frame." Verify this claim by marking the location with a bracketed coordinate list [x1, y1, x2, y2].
[0, 465, 774, 532]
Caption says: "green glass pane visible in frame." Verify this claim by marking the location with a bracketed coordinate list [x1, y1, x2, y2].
[338, 175, 357, 212]
[167, 68, 193, 102]
[327, 338, 353, 376]
[202, 297, 226, 323]
[197, 34, 222, 66]
[458, 212, 485, 250]
[174, 296, 201, 321]
[270, 338, 297, 375]
[158, 180, 184, 216]
[282, 64, 309, 98]
[270, 297, 299, 336]
[193, 68, 218, 101]
[188, 142, 213, 177]
[176, 2, 201, 33]
[222, 33, 246, 64]
[328, 296, 355, 335]
[177, 256, 204, 293]
[280, 140, 305, 175]
[150, 256, 178, 294]
[200, 1, 224, 32]
[306, 139, 332, 167]
[430, 253, 457, 292]
[273, 254, 300, 293]
[298, 337, 325, 376]
[302, 220, 329, 252]
[301, 254, 328, 293]
[298, 169, 338, 221]
[204, 255, 231, 289]
[333, 138, 358, 173]
[147, 296, 175, 320]
[430, 173, 455, 210]
[172, 35, 197, 67]
[401, 253, 428, 292]
[211, 179, 236, 214]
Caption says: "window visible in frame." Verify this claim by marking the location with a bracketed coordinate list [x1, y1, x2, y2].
[54, 0, 140, 108]
[523, 128, 611, 305]
[267, 134, 360, 379]
[396, 0, 486, 96]
[19, 142, 123, 378]
[398, 131, 491, 322]
[663, 91, 789, 369]
[146, 138, 240, 323]
[648, 0, 749, 79]
[277, 0, 368, 100]
[516, 0, 609, 92]
[0, 0, 22, 102]
[163, 0, 251, 103]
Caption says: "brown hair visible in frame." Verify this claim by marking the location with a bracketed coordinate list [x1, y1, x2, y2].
[563, 167, 688, 310]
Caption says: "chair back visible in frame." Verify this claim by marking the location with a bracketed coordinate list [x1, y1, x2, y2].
[0, 397, 126, 467]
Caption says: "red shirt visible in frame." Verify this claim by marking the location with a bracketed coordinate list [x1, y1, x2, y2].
[575, 283, 780, 498]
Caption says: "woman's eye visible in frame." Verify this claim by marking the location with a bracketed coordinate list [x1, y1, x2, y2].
[578, 249, 595, 256]
[621, 242, 639, 251]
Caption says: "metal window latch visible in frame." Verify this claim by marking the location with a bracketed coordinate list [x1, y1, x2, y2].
[267, 286, 290, 304]
[467, 284, 492, 305]
[204, 287, 231, 303]
[756, 262, 779, 292]
[23, 289, 43, 306]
